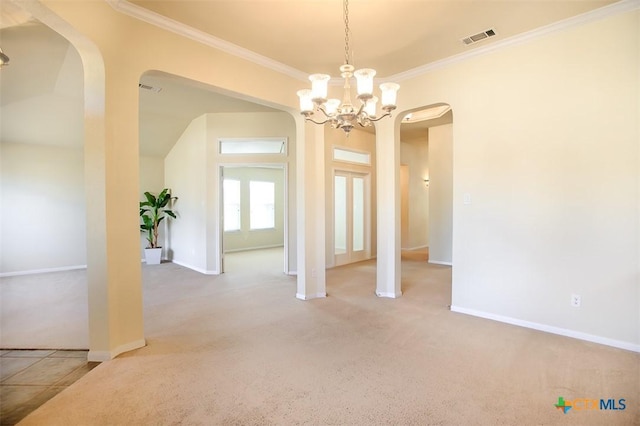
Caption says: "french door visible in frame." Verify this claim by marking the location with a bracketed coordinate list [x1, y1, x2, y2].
[334, 171, 370, 266]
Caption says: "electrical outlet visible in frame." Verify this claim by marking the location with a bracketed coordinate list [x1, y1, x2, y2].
[571, 294, 581, 308]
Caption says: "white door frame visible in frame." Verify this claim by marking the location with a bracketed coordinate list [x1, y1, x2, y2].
[218, 163, 289, 274]
[332, 169, 371, 267]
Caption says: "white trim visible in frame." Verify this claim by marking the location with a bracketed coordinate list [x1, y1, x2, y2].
[87, 351, 111, 362]
[0, 265, 87, 278]
[429, 260, 452, 266]
[450, 306, 640, 353]
[88, 339, 146, 362]
[376, 291, 402, 298]
[219, 162, 289, 275]
[171, 259, 219, 275]
[219, 137, 288, 156]
[106, 0, 307, 81]
[296, 292, 326, 300]
[332, 170, 372, 266]
[401, 245, 429, 251]
[332, 146, 372, 166]
[287, 270, 297, 276]
[389, 0, 640, 82]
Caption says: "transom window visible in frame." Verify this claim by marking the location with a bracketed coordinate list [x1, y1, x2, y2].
[333, 147, 370, 165]
[219, 138, 286, 155]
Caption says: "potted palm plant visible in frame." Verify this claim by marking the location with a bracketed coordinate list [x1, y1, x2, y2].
[140, 188, 177, 264]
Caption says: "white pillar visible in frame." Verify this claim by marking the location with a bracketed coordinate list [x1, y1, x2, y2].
[375, 118, 402, 298]
[296, 118, 326, 299]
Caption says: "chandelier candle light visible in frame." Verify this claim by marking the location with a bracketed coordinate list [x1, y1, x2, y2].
[297, 0, 399, 136]
[0, 48, 10, 68]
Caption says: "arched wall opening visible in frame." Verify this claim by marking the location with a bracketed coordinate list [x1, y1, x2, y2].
[0, 19, 89, 349]
[396, 103, 453, 301]
[0, 0, 112, 359]
[372, 102, 453, 299]
[399, 104, 453, 266]
[138, 70, 298, 279]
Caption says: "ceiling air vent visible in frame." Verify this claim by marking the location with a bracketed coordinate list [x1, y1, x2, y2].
[462, 28, 496, 45]
[138, 83, 162, 93]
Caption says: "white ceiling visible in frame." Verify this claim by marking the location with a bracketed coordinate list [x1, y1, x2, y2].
[0, 0, 620, 156]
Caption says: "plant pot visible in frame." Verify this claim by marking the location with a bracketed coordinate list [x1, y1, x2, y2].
[144, 247, 162, 265]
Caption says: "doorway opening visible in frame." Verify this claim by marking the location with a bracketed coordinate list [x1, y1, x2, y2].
[399, 104, 453, 297]
[219, 164, 288, 274]
[333, 170, 371, 266]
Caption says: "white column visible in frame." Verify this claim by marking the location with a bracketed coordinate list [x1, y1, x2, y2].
[375, 118, 402, 297]
[296, 118, 326, 299]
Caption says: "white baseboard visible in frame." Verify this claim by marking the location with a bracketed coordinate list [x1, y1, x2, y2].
[287, 270, 297, 276]
[450, 305, 640, 353]
[376, 291, 403, 298]
[429, 260, 452, 266]
[171, 259, 219, 275]
[401, 245, 429, 251]
[0, 264, 87, 278]
[296, 292, 326, 300]
[88, 338, 146, 362]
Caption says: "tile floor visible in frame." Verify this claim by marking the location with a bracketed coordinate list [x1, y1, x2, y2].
[0, 349, 99, 425]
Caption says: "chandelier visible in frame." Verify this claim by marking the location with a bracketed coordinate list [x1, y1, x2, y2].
[0, 48, 10, 68]
[297, 0, 399, 135]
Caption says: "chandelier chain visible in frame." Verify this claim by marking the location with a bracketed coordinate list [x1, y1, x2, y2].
[344, 0, 350, 65]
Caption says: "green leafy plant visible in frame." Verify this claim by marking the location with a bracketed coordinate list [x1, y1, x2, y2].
[140, 188, 177, 249]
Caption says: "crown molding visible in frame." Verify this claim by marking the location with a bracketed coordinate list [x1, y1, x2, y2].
[107, 0, 639, 85]
[388, 0, 640, 82]
[105, 0, 308, 82]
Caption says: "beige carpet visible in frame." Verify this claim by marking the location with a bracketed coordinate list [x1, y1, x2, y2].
[0, 270, 88, 349]
[14, 248, 640, 425]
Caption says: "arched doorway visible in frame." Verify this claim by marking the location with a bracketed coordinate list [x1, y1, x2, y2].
[398, 104, 453, 299]
[0, 1, 113, 359]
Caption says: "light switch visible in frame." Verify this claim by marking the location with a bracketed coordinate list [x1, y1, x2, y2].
[463, 193, 472, 205]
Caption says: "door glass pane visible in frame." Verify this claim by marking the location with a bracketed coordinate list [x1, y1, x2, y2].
[334, 175, 347, 255]
[352, 177, 364, 251]
[223, 179, 241, 231]
[249, 181, 275, 229]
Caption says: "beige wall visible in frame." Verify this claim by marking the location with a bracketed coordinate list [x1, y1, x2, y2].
[428, 124, 453, 264]
[0, 143, 86, 274]
[397, 10, 639, 347]
[164, 114, 209, 271]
